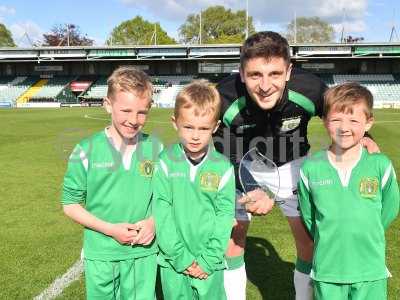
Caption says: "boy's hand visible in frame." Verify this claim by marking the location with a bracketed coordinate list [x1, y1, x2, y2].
[130, 217, 155, 246]
[184, 261, 208, 279]
[108, 223, 139, 245]
[238, 189, 274, 216]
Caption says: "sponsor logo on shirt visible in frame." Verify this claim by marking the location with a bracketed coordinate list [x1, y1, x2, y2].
[359, 177, 379, 198]
[237, 123, 257, 130]
[139, 160, 154, 177]
[311, 179, 334, 187]
[92, 162, 115, 169]
[200, 172, 220, 192]
[280, 116, 301, 132]
[170, 172, 186, 178]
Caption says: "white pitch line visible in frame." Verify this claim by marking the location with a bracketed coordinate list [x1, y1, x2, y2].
[33, 259, 83, 300]
[84, 114, 170, 124]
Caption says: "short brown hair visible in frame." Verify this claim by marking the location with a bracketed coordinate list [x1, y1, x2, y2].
[323, 82, 374, 119]
[174, 79, 221, 122]
[240, 31, 291, 69]
[107, 66, 152, 100]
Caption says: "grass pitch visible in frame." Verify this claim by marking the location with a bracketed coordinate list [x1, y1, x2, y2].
[0, 108, 399, 299]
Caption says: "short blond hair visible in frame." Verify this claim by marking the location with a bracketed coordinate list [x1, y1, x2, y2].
[174, 79, 221, 122]
[323, 82, 374, 119]
[107, 66, 153, 100]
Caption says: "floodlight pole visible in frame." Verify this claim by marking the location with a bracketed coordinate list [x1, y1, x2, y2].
[199, 10, 202, 44]
[294, 11, 297, 44]
[246, 0, 249, 39]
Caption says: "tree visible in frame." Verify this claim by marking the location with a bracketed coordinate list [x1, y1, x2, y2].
[107, 16, 176, 45]
[286, 17, 335, 43]
[179, 5, 255, 44]
[0, 23, 16, 47]
[42, 24, 94, 46]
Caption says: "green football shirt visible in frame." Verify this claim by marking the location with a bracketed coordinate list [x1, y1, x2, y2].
[298, 147, 399, 283]
[153, 143, 235, 274]
[62, 129, 162, 260]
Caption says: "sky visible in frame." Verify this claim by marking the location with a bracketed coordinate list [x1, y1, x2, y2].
[0, 0, 399, 47]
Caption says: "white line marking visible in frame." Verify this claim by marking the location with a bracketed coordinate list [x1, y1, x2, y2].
[33, 259, 83, 300]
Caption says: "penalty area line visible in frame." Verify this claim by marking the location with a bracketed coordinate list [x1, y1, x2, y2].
[33, 259, 83, 300]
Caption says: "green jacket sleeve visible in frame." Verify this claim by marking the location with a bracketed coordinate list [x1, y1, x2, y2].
[196, 166, 235, 274]
[61, 144, 88, 205]
[381, 163, 400, 230]
[153, 160, 195, 272]
[298, 168, 315, 237]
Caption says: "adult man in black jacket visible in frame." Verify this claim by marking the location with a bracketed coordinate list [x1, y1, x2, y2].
[214, 31, 377, 300]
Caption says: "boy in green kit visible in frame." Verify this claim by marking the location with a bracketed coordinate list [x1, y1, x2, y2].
[298, 82, 399, 300]
[153, 80, 235, 299]
[61, 66, 161, 299]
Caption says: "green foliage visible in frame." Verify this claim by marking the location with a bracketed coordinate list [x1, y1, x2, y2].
[179, 5, 255, 44]
[0, 23, 16, 47]
[42, 24, 94, 46]
[286, 17, 335, 43]
[107, 16, 176, 46]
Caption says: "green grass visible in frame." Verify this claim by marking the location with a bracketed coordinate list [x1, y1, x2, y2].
[0, 108, 399, 299]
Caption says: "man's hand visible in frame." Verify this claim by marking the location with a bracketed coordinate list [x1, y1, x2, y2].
[238, 188, 274, 216]
[184, 261, 208, 279]
[107, 223, 139, 245]
[130, 217, 155, 246]
[361, 136, 380, 153]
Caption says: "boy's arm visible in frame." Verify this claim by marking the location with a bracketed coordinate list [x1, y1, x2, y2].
[381, 163, 400, 229]
[153, 160, 195, 272]
[298, 169, 315, 237]
[63, 204, 138, 244]
[62, 144, 137, 245]
[196, 166, 235, 275]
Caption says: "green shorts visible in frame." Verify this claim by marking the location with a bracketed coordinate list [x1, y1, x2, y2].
[160, 266, 226, 300]
[84, 254, 157, 300]
[314, 278, 387, 300]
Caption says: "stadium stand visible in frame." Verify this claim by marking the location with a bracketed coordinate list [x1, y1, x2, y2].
[30, 76, 75, 102]
[81, 76, 107, 101]
[79, 75, 194, 107]
[0, 76, 38, 105]
[329, 74, 400, 106]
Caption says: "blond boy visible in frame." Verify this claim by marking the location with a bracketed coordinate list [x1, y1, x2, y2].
[61, 66, 161, 299]
[153, 80, 235, 299]
[298, 82, 399, 300]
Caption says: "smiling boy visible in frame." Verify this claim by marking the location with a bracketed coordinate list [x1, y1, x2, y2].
[298, 82, 399, 299]
[61, 66, 161, 299]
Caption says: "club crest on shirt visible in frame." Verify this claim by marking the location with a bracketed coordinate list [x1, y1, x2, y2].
[280, 116, 301, 132]
[359, 177, 379, 198]
[139, 160, 154, 177]
[200, 172, 220, 192]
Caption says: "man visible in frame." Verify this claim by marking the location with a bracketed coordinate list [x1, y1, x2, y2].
[213, 31, 378, 300]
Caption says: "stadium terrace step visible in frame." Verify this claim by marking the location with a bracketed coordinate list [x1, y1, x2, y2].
[17, 79, 48, 104]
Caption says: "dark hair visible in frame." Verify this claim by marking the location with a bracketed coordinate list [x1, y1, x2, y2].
[240, 31, 291, 69]
[323, 82, 374, 118]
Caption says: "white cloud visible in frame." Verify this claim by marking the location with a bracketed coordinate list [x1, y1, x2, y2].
[10, 21, 44, 47]
[119, 0, 368, 40]
[0, 5, 16, 16]
[0, 5, 16, 22]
